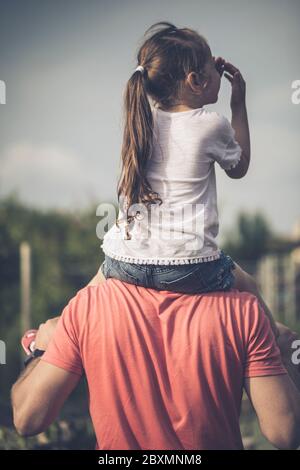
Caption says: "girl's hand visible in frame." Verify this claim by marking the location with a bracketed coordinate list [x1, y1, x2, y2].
[213, 56, 226, 77]
[223, 61, 246, 110]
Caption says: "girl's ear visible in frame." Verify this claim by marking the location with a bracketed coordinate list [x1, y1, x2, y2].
[187, 71, 207, 91]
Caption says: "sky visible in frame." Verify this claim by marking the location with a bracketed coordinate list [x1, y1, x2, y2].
[0, 0, 299, 241]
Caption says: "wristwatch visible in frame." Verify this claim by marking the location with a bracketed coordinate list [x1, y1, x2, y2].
[24, 348, 45, 368]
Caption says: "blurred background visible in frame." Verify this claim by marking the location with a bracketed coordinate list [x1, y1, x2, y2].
[0, 0, 299, 450]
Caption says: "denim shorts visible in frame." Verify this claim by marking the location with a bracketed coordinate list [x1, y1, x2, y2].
[100, 250, 236, 295]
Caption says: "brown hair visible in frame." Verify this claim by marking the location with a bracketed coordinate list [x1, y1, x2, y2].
[117, 21, 211, 232]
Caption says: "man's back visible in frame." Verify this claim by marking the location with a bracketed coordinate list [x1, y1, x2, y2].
[41, 279, 286, 450]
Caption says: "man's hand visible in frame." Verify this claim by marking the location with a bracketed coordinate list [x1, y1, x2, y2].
[12, 315, 81, 437]
[223, 61, 246, 111]
[35, 317, 60, 350]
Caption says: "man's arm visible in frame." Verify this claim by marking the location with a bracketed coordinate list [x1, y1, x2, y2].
[11, 360, 80, 436]
[244, 322, 300, 449]
[11, 318, 81, 436]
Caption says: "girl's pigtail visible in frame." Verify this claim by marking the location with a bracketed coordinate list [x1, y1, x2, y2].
[117, 65, 161, 238]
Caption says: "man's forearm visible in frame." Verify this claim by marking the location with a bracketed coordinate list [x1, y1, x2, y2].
[11, 316, 80, 437]
[11, 359, 41, 418]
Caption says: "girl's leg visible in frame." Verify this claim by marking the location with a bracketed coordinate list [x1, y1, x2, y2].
[232, 262, 280, 339]
[87, 266, 106, 286]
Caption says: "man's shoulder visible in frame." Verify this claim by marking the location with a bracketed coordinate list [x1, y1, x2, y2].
[211, 288, 262, 314]
[73, 279, 137, 305]
[198, 288, 258, 306]
[214, 288, 258, 301]
[81, 281, 258, 302]
[74, 281, 261, 317]
[194, 289, 264, 331]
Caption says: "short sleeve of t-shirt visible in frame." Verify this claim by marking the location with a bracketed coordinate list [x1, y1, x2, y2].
[40, 292, 84, 376]
[208, 114, 242, 170]
[244, 299, 287, 378]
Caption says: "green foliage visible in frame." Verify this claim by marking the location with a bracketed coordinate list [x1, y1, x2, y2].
[222, 210, 273, 263]
[0, 418, 95, 450]
[0, 195, 107, 406]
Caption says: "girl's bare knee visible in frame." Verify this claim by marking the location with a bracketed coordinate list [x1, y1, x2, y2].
[244, 272, 258, 294]
[233, 263, 258, 294]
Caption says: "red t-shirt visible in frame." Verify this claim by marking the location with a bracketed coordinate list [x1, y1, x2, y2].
[41, 279, 287, 450]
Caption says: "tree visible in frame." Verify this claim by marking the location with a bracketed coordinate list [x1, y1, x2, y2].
[222, 211, 273, 266]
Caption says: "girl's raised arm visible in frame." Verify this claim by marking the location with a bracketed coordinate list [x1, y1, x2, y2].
[224, 62, 251, 179]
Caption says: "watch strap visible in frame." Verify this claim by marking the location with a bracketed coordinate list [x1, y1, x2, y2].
[24, 348, 45, 368]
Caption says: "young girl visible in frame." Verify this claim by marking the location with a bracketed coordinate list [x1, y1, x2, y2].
[95, 21, 279, 337]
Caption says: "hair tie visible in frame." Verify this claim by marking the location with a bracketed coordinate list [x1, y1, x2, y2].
[135, 65, 145, 74]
